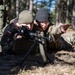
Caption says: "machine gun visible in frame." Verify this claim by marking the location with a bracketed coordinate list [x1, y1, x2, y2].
[19, 26, 51, 42]
[16, 26, 52, 65]
[10, 26, 53, 72]
[8, 25, 52, 72]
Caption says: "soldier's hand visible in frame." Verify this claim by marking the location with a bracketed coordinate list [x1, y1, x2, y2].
[34, 20, 39, 26]
[14, 33, 22, 40]
[16, 35, 22, 39]
[60, 23, 72, 33]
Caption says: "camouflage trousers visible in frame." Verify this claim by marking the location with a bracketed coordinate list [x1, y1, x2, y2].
[58, 30, 75, 50]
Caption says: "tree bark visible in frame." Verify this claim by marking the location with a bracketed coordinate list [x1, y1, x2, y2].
[66, 0, 69, 23]
[16, 0, 19, 18]
[29, 0, 33, 12]
[55, 0, 60, 24]
[72, 0, 75, 29]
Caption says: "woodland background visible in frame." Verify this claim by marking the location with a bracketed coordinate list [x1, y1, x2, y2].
[0, 0, 75, 75]
[0, 0, 75, 31]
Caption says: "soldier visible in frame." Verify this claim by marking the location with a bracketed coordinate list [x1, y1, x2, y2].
[1, 10, 34, 54]
[1, 9, 49, 64]
[35, 8, 75, 51]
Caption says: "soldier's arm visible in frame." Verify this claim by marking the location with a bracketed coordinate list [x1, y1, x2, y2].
[48, 23, 72, 39]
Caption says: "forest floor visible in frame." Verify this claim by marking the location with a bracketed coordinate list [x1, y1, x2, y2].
[0, 29, 75, 75]
[0, 45, 75, 75]
[18, 47, 75, 75]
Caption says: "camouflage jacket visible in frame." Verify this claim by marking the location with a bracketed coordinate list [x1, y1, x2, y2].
[1, 19, 38, 53]
[46, 25, 75, 50]
[1, 23, 18, 46]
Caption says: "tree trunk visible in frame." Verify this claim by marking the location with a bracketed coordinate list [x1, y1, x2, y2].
[26, 0, 29, 10]
[0, 0, 4, 32]
[29, 0, 33, 12]
[16, 0, 19, 18]
[55, 0, 60, 24]
[66, 0, 69, 23]
[72, 0, 75, 29]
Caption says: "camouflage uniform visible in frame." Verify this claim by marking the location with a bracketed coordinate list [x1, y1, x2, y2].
[35, 8, 75, 51]
[59, 30, 75, 49]
[47, 25, 75, 50]
[1, 10, 37, 54]
[1, 22, 19, 53]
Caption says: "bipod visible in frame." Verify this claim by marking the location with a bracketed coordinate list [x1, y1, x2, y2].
[11, 39, 51, 73]
[19, 41, 37, 66]
[11, 41, 37, 73]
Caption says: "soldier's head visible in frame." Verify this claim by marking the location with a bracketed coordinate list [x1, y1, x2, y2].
[35, 8, 50, 31]
[15, 10, 33, 30]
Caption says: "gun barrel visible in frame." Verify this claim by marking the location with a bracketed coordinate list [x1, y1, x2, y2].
[30, 33, 51, 41]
